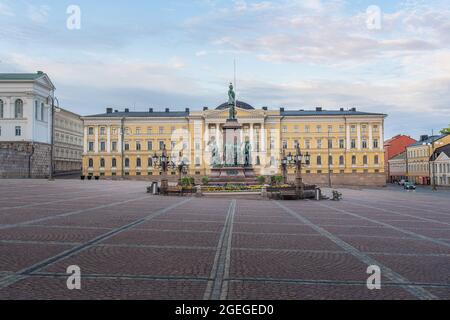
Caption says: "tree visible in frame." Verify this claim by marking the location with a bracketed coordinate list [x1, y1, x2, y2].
[441, 125, 450, 135]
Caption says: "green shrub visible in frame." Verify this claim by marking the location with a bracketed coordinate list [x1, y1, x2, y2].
[257, 176, 266, 185]
[202, 176, 210, 185]
[181, 176, 195, 187]
[271, 175, 284, 186]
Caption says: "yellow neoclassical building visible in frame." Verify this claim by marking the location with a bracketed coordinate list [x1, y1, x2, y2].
[82, 100, 387, 186]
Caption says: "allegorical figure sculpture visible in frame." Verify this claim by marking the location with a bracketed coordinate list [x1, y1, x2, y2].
[244, 140, 252, 167]
[228, 82, 236, 120]
[208, 137, 220, 167]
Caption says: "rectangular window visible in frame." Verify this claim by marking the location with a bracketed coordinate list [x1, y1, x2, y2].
[362, 140, 368, 149]
[282, 126, 287, 133]
[112, 128, 117, 135]
[328, 125, 333, 133]
[351, 139, 356, 149]
[100, 141, 106, 152]
[136, 128, 141, 135]
[159, 141, 165, 150]
[294, 126, 299, 133]
[317, 139, 322, 149]
[136, 142, 141, 151]
[159, 127, 164, 134]
[124, 143, 130, 151]
[305, 140, 311, 149]
[147, 127, 153, 135]
[328, 139, 333, 149]
[88, 127, 94, 135]
[373, 139, 379, 149]
[339, 125, 345, 133]
[88, 142, 94, 152]
[100, 127, 106, 135]
[351, 125, 356, 134]
[305, 126, 310, 133]
[147, 141, 153, 151]
[339, 139, 345, 149]
[317, 126, 322, 133]
[112, 141, 117, 152]
[282, 140, 288, 149]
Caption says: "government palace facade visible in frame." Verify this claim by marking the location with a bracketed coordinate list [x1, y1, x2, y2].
[82, 100, 387, 186]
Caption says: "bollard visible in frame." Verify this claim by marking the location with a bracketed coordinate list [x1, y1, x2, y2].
[196, 185, 203, 197]
[315, 187, 321, 201]
[261, 186, 267, 199]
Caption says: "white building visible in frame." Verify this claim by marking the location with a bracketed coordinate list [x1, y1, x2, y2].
[0, 72, 55, 143]
[431, 145, 450, 187]
[0, 72, 56, 178]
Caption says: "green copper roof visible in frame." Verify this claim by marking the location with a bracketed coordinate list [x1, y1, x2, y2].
[0, 72, 46, 81]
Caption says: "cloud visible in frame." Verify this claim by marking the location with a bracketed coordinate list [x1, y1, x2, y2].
[27, 4, 50, 24]
[0, 1, 14, 16]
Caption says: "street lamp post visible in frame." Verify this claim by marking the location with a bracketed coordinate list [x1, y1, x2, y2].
[176, 151, 189, 184]
[281, 144, 310, 199]
[47, 95, 59, 181]
[153, 145, 171, 194]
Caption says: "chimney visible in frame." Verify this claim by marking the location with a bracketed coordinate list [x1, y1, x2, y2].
[316, 107, 322, 112]
[185, 108, 190, 113]
[149, 108, 153, 113]
[165, 108, 170, 113]
[106, 108, 113, 114]
[280, 107, 285, 112]
[114, 110, 119, 113]
[420, 135, 429, 142]
[262, 106, 268, 111]
[350, 107, 357, 112]
[124, 108, 129, 113]
[203, 107, 209, 111]
[340, 108, 344, 112]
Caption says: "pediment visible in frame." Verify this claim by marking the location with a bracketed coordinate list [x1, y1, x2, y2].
[436, 152, 450, 161]
[36, 74, 56, 90]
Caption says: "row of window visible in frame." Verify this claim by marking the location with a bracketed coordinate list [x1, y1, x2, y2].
[88, 126, 188, 136]
[433, 163, 450, 174]
[55, 148, 82, 159]
[55, 132, 83, 146]
[0, 99, 23, 119]
[281, 124, 380, 134]
[278, 139, 380, 150]
[0, 126, 22, 137]
[408, 149, 428, 158]
[88, 140, 177, 153]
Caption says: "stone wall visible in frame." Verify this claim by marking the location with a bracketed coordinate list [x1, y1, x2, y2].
[286, 173, 386, 187]
[0, 142, 50, 178]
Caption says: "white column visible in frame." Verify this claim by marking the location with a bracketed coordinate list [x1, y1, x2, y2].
[369, 124, 373, 150]
[94, 127, 99, 153]
[357, 124, 361, 150]
[118, 126, 123, 152]
[379, 122, 384, 151]
[250, 123, 255, 152]
[83, 126, 88, 153]
[107, 126, 111, 153]
[346, 124, 351, 151]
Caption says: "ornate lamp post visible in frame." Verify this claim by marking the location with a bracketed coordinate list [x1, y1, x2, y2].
[152, 145, 171, 194]
[176, 151, 189, 184]
[281, 145, 310, 199]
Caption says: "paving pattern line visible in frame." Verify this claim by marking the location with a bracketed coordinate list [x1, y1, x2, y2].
[29, 272, 211, 282]
[318, 202, 450, 249]
[346, 201, 450, 226]
[0, 185, 138, 211]
[275, 201, 438, 300]
[0, 198, 192, 290]
[204, 200, 236, 300]
[227, 277, 450, 289]
[0, 194, 154, 230]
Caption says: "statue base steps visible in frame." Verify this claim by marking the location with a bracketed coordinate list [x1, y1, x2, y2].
[209, 166, 258, 185]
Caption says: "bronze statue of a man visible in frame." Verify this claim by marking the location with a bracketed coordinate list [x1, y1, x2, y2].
[228, 82, 236, 120]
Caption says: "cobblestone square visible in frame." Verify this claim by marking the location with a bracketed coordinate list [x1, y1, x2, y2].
[0, 180, 449, 300]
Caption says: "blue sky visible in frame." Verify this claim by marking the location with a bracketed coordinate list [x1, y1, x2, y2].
[1, 0, 449, 139]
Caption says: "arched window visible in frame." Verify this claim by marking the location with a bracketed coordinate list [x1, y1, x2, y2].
[339, 155, 345, 166]
[88, 158, 93, 168]
[374, 155, 379, 165]
[112, 158, 117, 168]
[100, 158, 105, 168]
[317, 156, 322, 166]
[0, 99, 3, 118]
[125, 158, 130, 168]
[148, 157, 153, 167]
[15, 99, 23, 118]
[352, 155, 357, 165]
[363, 155, 368, 165]
[136, 158, 142, 167]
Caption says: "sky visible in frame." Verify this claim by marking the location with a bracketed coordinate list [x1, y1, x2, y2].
[0, 0, 449, 139]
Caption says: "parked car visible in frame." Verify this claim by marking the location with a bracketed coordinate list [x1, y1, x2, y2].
[404, 182, 416, 190]
[398, 179, 407, 186]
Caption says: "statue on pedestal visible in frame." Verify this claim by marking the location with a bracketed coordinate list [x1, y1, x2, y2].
[244, 140, 252, 167]
[228, 83, 236, 120]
